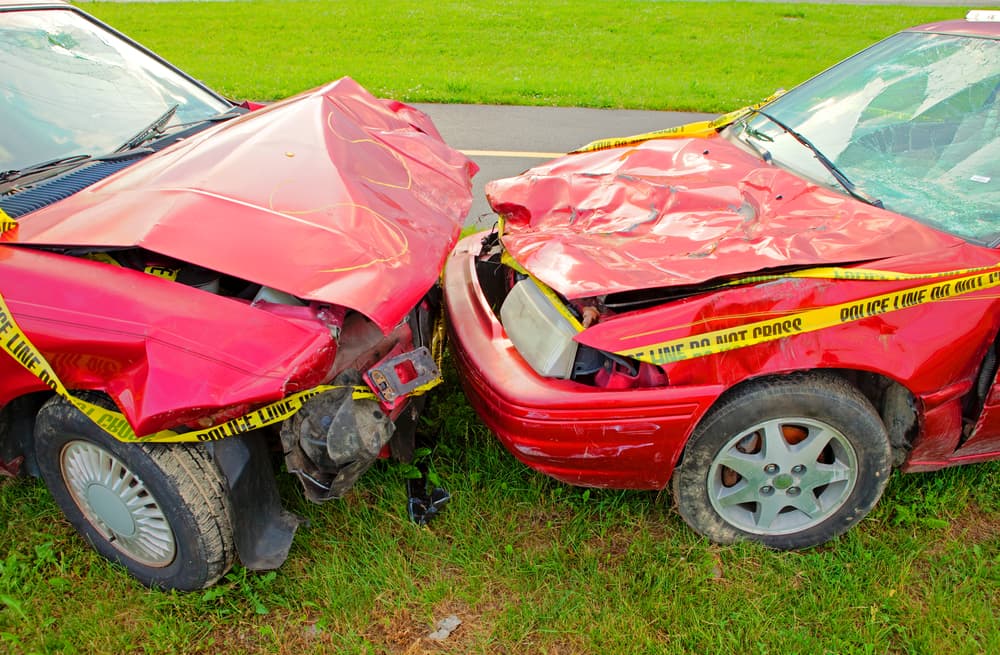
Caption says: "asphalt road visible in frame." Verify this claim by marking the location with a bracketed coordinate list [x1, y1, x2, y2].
[412, 104, 715, 228]
[407, 0, 993, 228]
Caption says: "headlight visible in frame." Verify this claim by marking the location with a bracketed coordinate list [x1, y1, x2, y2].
[500, 278, 578, 378]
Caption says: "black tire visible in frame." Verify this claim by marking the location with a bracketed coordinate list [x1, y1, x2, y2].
[672, 373, 892, 550]
[34, 396, 236, 590]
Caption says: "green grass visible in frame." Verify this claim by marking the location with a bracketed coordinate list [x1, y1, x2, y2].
[3, 360, 1000, 653]
[81, 1, 961, 112]
[3, 1, 1000, 653]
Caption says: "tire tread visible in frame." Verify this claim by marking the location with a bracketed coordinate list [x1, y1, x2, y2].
[34, 394, 236, 589]
[146, 443, 235, 586]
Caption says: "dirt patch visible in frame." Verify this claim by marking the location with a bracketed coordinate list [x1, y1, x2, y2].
[199, 619, 282, 654]
[925, 501, 1000, 557]
[582, 523, 641, 569]
[946, 502, 1000, 541]
[510, 506, 577, 554]
[363, 599, 492, 654]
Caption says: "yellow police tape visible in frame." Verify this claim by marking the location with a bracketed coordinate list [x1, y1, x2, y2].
[723, 264, 1000, 286]
[501, 251, 584, 331]
[617, 265, 1000, 365]
[0, 208, 16, 237]
[144, 265, 180, 281]
[84, 253, 180, 281]
[0, 209, 440, 443]
[570, 90, 786, 154]
[494, 211, 1000, 367]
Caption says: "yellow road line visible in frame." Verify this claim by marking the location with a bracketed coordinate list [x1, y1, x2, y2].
[460, 149, 563, 159]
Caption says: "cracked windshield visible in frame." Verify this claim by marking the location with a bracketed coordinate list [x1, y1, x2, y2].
[731, 31, 999, 244]
[0, 9, 228, 171]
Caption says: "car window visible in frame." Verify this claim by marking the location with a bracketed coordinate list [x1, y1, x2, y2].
[733, 32, 999, 244]
[0, 8, 230, 171]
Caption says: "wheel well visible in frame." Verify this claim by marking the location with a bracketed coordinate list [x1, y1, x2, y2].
[704, 370, 918, 468]
[829, 370, 918, 466]
[0, 391, 55, 477]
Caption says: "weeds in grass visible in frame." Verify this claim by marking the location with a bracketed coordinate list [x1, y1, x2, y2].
[199, 569, 280, 617]
[2, 412, 999, 653]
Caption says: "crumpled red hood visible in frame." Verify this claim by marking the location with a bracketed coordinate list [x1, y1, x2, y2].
[14, 77, 477, 332]
[489, 135, 962, 298]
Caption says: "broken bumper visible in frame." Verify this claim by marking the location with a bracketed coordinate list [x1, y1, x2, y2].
[443, 234, 723, 490]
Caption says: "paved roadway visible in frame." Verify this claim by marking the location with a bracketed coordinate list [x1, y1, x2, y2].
[75, 1, 999, 4]
[412, 104, 715, 228]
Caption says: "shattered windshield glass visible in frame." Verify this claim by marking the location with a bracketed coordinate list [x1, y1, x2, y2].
[730, 31, 999, 244]
[0, 8, 230, 171]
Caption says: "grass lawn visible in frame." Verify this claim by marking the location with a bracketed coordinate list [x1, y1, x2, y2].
[82, 1, 962, 112]
[2, 1, 999, 654]
[3, 368, 1000, 653]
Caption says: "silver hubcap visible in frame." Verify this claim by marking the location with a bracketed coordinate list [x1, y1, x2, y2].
[61, 441, 176, 567]
[708, 417, 858, 536]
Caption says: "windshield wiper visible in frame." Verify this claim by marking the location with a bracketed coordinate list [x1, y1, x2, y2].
[163, 105, 249, 132]
[115, 103, 179, 153]
[737, 119, 774, 163]
[0, 154, 93, 184]
[0, 104, 228, 188]
[750, 108, 883, 208]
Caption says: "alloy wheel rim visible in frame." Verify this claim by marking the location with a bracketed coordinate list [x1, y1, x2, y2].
[707, 417, 859, 536]
[60, 441, 176, 567]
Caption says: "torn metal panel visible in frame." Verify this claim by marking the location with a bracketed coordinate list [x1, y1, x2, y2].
[490, 137, 962, 300]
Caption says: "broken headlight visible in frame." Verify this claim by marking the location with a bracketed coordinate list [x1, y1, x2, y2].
[499, 277, 579, 379]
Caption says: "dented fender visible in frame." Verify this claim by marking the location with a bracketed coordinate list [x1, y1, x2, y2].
[0, 245, 336, 435]
[575, 253, 1000, 397]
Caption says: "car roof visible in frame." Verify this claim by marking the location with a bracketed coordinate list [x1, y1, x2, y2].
[0, 0, 70, 8]
[908, 13, 1000, 38]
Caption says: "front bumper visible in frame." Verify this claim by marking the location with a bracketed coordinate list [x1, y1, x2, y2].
[443, 233, 724, 490]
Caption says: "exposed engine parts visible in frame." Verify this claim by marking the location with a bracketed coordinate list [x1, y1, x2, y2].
[280, 370, 395, 503]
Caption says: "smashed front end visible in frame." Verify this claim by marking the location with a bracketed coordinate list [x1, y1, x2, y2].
[444, 124, 977, 489]
[1, 76, 477, 569]
[280, 296, 446, 503]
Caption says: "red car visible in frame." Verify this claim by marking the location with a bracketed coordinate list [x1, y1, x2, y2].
[0, 0, 475, 589]
[445, 13, 1000, 549]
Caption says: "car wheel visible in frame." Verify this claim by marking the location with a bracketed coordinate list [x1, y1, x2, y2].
[672, 373, 891, 550]
[34, 396, 236, 590]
